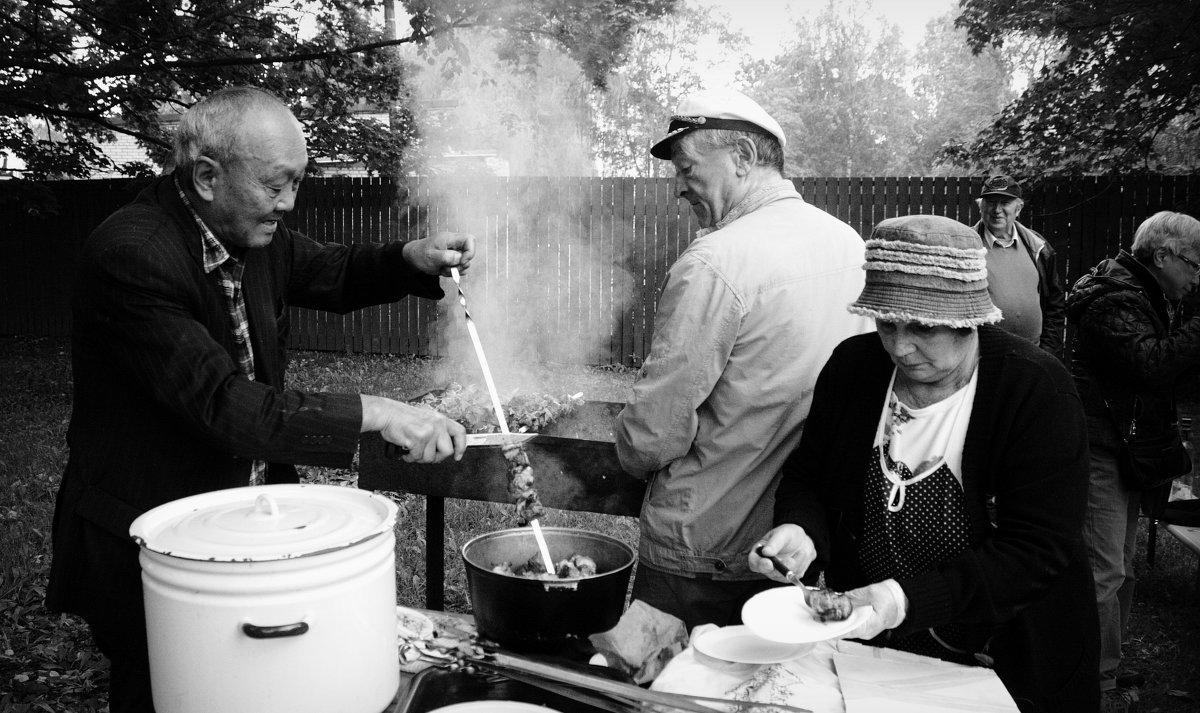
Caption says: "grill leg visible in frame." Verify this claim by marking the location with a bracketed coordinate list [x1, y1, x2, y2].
[426, 495, 445, 611]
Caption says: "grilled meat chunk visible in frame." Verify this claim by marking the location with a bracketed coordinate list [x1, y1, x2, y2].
[807, 587, 853, 623]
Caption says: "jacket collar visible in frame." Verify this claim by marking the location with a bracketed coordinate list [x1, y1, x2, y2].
[136, 172, 207, 267]
[973, 220, 1046, 258]
[1065, 250, 1170, 325]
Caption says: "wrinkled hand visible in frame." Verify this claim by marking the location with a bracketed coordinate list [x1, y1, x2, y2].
[360, 395, 466, 463]
[404, 231, 475, 277]
[843, 579, 907, 641]
[748, 524, 817, 583]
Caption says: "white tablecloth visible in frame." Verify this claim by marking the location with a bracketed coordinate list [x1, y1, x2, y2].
[651, 624, 1019, 713]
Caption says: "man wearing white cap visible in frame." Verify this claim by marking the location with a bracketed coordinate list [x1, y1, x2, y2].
[615, 87, 873, 629]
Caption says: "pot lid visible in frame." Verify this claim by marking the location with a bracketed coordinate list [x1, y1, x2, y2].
[129, 484, 397, 562]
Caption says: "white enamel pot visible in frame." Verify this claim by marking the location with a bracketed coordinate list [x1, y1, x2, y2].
[129, 484, 400, 713]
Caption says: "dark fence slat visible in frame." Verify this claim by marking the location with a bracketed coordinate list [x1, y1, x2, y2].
[844, 177, 862, 236]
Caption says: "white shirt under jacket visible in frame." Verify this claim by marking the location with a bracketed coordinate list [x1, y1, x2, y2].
[616, 179, 873, 579]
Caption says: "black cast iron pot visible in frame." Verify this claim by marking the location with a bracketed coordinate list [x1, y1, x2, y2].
[461, 527, 635, 652]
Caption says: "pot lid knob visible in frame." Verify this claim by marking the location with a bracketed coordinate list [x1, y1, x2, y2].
[253, 493, 281, 520]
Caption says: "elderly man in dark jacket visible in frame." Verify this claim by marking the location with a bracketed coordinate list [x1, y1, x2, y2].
[1067, 210, 1200, 712]
[48, 86, 472, 713]
[972, 175, 1067, 358]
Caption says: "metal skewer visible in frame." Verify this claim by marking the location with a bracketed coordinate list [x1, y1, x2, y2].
[449, 267, 551, 542]
[450, 267, 509, 437]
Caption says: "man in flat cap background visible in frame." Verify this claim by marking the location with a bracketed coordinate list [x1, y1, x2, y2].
[971, 174, 1066, 358]
[615, 87, 873, 629]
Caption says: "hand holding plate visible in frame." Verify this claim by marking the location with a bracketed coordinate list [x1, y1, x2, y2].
[841, 579, 907, 641]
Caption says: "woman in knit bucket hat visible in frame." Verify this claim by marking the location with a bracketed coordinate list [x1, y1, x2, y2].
[750, 215, 1099, 711]
[849, 214, 1002, 328]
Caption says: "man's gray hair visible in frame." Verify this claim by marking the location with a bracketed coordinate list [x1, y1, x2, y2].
[679, 129, 785, 174]
[172, 86, 292, 179]
[1131, 211, 1200, 262]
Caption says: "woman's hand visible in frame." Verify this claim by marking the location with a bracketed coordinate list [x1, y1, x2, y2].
[843, 579, 908, 640]
[360, 395, 466, 463]
[748, 524, 818, 582]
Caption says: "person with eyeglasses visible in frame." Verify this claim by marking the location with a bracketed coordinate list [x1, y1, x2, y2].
[1066, 210, 1200, 712]
[1174, 250, 1200, 275]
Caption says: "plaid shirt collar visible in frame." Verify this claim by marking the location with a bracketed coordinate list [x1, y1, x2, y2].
[175, 175, 237, 274]
[173, 176, 265, 485]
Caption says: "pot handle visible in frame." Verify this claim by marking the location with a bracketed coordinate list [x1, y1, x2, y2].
[241, 621, 309, 639]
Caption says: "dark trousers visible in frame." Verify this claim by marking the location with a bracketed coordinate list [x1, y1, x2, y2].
[91, 623, 155, 713]
[630, 562, 776, 632]
[74, 521, 157, 713]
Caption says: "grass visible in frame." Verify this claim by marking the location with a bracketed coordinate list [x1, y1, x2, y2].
[2, 335, 1198, 712]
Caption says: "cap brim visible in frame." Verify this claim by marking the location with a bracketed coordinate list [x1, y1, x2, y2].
[650, 126, 694, 160]
[980, 190, 1020, 199]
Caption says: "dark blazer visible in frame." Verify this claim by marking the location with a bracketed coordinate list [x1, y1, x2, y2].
[773, 327, 1098, 713]
[47, 173, 443, 630]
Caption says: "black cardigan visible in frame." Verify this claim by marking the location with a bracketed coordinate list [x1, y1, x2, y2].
[773, 326, 1098, 712]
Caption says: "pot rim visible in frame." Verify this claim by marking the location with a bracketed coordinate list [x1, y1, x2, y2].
[461, 526, 636, 580]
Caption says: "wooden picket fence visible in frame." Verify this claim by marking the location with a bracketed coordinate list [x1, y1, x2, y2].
[3, 175, 1198, 366]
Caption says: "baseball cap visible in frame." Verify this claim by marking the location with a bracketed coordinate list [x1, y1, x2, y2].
[979, 175, 1023, 200]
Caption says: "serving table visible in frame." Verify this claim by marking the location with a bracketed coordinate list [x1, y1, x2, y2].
[1166, 523, 1200, 593]
[653, 623, 1019, 713]
[385, 610, 1020, 713]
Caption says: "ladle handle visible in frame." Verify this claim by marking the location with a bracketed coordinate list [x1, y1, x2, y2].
[530, 519, 555, 573]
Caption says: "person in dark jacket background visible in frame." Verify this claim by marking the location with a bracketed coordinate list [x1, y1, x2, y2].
[47, 86, 473, 713]
[752, 215, 1098, 713]
[971, 174, 1067, 358]
[1066, 210, 1200, 712]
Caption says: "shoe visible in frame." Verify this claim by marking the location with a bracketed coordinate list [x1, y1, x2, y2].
[1116, 670, 1146, 688]
[1100, 687, 1140, 713]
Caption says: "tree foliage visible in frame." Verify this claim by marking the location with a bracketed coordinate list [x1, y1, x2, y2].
[910, 12, 1015, 175]
[743, 0, 918, 177]
[952, 0, 1200, 175]
[0, 0, 676, 179]
[590, 1, 747, 177]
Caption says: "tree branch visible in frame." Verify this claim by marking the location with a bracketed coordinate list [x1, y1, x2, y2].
[0, 96, 170, 150]
[0, 22, 450, 79]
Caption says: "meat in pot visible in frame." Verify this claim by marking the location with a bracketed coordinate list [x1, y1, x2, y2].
[492, 553, 599, 580]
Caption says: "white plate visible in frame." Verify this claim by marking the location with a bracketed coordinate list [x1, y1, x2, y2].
[427, 703, 559, 713]
[741, 586, 874, 644]
[693, 625, 814, 663]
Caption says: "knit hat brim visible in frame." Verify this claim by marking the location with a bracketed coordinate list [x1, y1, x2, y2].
[847, 216, 1003, 328]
